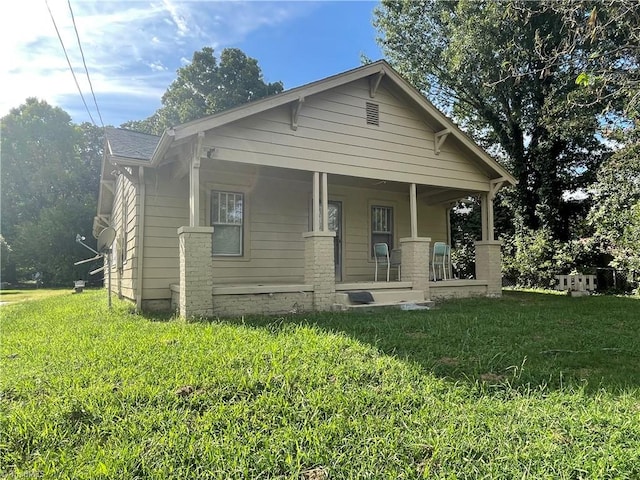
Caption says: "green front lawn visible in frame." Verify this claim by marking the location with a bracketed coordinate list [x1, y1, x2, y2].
[0, 288, 72, 305]
[1, 290, 638, 478]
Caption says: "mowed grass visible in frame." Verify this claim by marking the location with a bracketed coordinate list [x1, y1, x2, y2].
[0, 288, 71, 305]
[1, 291, 639, 479]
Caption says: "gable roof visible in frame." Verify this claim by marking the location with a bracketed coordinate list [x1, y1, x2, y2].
[105, 127, 160, 162]
[111, 60, 515, 186]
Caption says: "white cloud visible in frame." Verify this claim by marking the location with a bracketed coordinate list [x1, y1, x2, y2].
[148, 61, 168, 72]
[0, 0, 316, 125]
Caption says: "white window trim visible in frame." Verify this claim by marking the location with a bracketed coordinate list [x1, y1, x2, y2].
[368, 200, 396, 262]
[205, 182, 252, 262]
[210, 190, 244, 256]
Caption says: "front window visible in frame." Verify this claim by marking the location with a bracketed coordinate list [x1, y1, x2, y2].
[371, 205, 393, 256]
[211, 190, 243, 255]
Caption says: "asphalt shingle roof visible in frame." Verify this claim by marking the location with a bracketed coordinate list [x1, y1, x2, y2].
[106, 127, 160, 161]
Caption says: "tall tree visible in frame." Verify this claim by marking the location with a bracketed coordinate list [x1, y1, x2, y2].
[374, 0, 610, 241]
[523, 1, 640, 281]
[1, 99, 102, 285]
[123, 47, 283, 135]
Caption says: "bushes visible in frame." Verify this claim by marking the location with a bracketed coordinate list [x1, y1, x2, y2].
[502, 228, 600, 288]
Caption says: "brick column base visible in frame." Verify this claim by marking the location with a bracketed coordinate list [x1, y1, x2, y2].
[475, 240, 503, 296]
[400, 237, 431, 301]
[178, 226, 214, 318]
[303, 232, 336, 311]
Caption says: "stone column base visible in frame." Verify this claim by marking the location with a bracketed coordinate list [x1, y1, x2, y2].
[400, 237, 431, 301]
[303, 231, 336, 311]
[475, 240, 503, 297]
[178, 226, 214, 318]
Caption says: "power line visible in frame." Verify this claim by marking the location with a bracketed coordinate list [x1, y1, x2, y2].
[67, 0, 104, 128]
[44, 0, 97, 126]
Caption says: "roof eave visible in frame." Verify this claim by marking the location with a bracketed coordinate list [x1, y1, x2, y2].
[148, 128, 176, 167]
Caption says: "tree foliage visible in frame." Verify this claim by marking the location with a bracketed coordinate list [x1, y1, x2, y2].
[374, 0, 610, 241]
[123, 48, 283, 135]
[524, 1, 639, 121]
[588, 142, 640, 277]
[1, 99, 102, 285]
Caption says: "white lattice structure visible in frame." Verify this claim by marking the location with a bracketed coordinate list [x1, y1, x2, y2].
[555, 274, 597, 292]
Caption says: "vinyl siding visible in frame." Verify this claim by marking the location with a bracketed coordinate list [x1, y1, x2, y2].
[142, 169, 188, 300]
[108, 172, 138, 301]
[204, 78, 490, 191]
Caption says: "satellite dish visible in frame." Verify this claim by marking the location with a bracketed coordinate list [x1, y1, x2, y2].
[97, 227, 116, 253]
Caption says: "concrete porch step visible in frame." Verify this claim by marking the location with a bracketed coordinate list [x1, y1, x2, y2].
[335, 289, 434, 310]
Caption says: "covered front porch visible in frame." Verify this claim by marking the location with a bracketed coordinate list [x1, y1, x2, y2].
[176, 161, 505, 317]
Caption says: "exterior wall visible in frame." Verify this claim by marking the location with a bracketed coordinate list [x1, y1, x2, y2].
[429, 280, 489, 300]
[205, 78, 490, 191]
[200, 164, 309, 284]
[212, 292, 313, 317]
[108, 171, 138, 301]
[142, 168, 189, 300]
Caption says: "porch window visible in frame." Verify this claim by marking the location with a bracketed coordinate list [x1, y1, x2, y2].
[211, 190, 244, 256]
[371, 205, 393, 256]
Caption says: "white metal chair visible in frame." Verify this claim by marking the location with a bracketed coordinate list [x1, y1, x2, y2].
[374, 242, 390, 282]
[390, 248, 402, 281]
[432, 242, 450, 281]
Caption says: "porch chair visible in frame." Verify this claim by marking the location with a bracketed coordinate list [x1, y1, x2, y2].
[432, 242, 451, 281]
[374, 242, 390, 282]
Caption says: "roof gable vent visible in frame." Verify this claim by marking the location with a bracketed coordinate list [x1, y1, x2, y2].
[366, 102, 379, 126]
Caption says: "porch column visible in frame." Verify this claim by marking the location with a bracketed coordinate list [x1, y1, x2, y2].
[178, 226, 214, 318]
[322, 172, 329, 232]
[312, 172, 320, 232]
[409, 183, 418, 238]
[400, 237, 431, 301]
[481, 179, 506, 241]
[303, 231, 336, 311]
[189, 132, 205, 227]
[475, 240, 503, 297]
[480, 192, 493, 241]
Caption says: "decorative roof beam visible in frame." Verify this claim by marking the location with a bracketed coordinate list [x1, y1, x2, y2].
[489, 177, 507, 200]
[112, 165, 137, 183]
[369, 70, 385, 98]
[291, 97, 305, 131]
[434, 129, 450, 155]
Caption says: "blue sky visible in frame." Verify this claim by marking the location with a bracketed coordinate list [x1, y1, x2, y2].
[1, 1, 383, 127]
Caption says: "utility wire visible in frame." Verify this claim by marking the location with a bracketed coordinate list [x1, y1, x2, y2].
[45, 0, 97, 126]
[67, 0, 104, 127]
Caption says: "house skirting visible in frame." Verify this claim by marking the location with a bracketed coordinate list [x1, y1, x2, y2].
[429, 280, 490, 300]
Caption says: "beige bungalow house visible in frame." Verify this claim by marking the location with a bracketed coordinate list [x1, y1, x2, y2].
[95, 60, 516, 317]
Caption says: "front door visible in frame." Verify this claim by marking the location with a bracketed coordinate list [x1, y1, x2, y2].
[328, 201, 342, 281]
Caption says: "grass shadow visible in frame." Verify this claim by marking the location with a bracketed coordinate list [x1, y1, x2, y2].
[210, 291, 640, 394]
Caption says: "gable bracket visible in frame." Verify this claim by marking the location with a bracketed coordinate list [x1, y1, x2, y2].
[434, 129, 450, 155]
[489, 177, 507, 200]
[290, 97, 305, 131]
[112, 165, 137, 183]
[369, 70, 385, 98]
